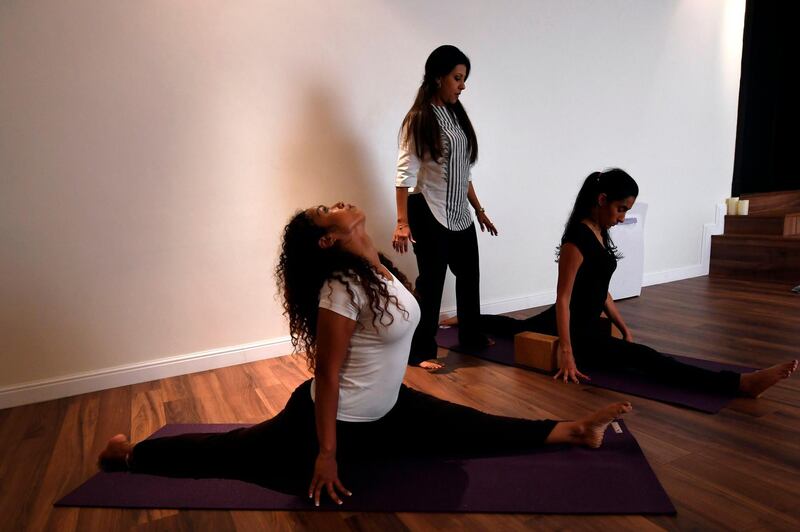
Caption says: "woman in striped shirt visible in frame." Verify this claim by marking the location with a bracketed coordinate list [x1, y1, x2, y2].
[393, 45, 497, 369]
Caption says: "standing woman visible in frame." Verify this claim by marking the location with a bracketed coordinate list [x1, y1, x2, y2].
[393, 45, 497, 369]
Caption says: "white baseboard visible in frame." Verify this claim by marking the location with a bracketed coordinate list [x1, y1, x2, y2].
[2, 205, 727, 410]
[642, 264, 706, 286]
[0, 337, 293, 410]
[439, 288, 557, 319]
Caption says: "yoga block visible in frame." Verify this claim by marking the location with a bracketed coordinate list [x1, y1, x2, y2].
[514, 332, 559, 372]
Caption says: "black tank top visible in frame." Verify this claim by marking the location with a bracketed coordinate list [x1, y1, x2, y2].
[535, 223, 617, 336]
[563, 223, 617, 325]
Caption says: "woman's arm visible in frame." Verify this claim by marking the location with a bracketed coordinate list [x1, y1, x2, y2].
[393, 133, 420, 254]
[554, 243, 590, 383]
[309, 308, 357, 506]
[392, 187, 415, 253]
[603, 293, 633, 341]
[467, 182, 498, 236]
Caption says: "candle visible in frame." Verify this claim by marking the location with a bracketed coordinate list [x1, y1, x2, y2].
[726, 197, 739, 215]
[736, 199, 749, 216]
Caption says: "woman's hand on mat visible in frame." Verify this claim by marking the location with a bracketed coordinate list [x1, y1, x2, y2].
[309, 453, 351, 507]
[555, 349, 590, 384]
[476, 211, 498, 236]
[392, 223, 415, 253]
[621, 327, 633, 342]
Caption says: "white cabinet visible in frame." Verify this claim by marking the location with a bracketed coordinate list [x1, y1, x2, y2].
[609, 202, 647, 300]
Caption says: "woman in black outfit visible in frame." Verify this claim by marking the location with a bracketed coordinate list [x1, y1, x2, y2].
[475, 169, 796, 395]
[393, 45, 497, 370]
[98, 201, 633, 507]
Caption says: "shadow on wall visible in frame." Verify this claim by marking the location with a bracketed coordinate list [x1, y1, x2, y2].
[275, 83, 417, 275]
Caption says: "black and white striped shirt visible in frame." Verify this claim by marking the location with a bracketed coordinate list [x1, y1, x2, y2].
[395, 104, 473, 231]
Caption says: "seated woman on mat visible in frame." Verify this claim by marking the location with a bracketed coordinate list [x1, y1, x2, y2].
[449, 168, 796, 395]
[98, 201, 633, 506]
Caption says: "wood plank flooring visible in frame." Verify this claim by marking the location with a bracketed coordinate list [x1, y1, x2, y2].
[1, 276, 799, 531]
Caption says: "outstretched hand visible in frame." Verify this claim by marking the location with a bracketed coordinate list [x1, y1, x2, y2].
[477, 211, 498, 236]
[309, 453, 351, 507]
[554, 348, 590, 384]
[392, 224, 415, 254]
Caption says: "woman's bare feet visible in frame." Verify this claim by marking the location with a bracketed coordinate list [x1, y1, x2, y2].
[440, 316, 458, 327]
[418, 359, 445, 371]
[98, 433, 133, 471]
[739, 360, 798, 398]
[548, 402, 633, 448]
[575, 402, 633, 448]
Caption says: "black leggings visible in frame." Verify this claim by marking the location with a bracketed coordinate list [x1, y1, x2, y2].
[130, 380, 558, 493]
[479, 313, 741, 394]
[408, 193, 484, 362]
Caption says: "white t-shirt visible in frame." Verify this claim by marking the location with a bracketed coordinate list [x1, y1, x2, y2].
[310, 272, 421, 422]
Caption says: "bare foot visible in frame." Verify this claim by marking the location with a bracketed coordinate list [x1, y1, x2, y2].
[439, 316, 458, 327]
[418, 359, 445, 371]
[98, 433, 133, 471]
[739, 360, 798, 398]
[572, 402, 633, 449]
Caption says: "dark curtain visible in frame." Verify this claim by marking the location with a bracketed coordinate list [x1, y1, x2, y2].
[731, 0, 800, 196]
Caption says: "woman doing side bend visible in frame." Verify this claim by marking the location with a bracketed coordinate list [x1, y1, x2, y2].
[99, 201, 632, 506]
[473, 169, 797, 394]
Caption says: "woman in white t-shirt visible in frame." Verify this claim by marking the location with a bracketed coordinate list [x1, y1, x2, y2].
[393, 45, 498, 369]
[98, 201, 632, 507]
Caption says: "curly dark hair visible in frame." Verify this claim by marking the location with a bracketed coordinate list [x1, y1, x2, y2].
[275, 210, 414, 371]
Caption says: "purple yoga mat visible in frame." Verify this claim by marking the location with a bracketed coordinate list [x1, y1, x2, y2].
[437, 326, 754, 414]
[56, 421, 674, 514]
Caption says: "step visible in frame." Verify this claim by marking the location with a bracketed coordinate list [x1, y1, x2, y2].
[709, 234, 800, 283]
[724, 213, 800, 236]
[739, 190, 800, 215]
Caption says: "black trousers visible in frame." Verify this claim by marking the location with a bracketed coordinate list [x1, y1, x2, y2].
[408, 193, 483, 363]
[129, 380, 558, 494]
[479, 313, 741, 394]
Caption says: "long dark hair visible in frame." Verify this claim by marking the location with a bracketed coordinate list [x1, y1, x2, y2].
[559, 168, 639, 257]
[275, 211, 413, 371]
[400, 45, 478, 164]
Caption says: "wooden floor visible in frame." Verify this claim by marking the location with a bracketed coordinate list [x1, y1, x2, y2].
[2, 276, 799, 531]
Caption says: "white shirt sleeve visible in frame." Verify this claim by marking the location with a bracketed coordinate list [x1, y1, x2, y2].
[319, 277, 363, 321]
[395, 134, 420, 189]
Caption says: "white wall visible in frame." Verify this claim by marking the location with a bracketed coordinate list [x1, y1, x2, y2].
[0, 1, 744, 403]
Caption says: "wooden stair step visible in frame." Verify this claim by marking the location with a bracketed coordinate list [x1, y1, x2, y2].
[709, 234, 800, 283]
[724, 212, 800, 236]
[739, 189, 800, 215]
